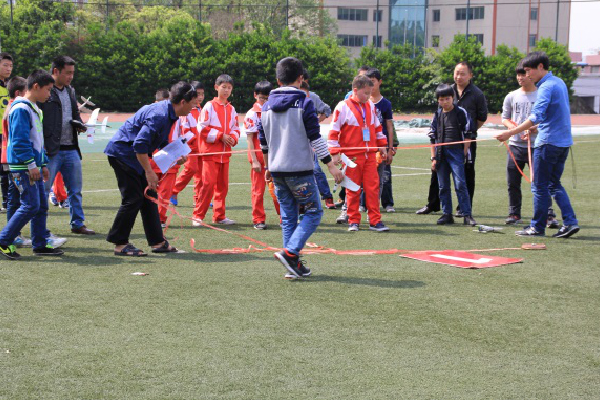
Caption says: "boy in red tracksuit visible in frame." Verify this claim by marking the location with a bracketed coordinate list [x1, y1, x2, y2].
[328, 75, 389, 232]
[244, 80, 278, 230]
[170, 81, 204, 206]
[193, 74, 239, 226]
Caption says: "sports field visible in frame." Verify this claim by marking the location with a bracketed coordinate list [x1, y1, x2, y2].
[2, 133, 599, 399]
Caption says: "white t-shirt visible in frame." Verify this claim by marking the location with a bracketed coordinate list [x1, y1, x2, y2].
[501, 88, 537, 148]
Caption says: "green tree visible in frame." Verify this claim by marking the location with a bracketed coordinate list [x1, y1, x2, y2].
[534, 37, 578, 97]
[484, 45, 525, 112]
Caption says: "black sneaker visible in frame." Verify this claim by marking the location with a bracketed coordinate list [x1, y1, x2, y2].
[33, 245, 64, 256]
[0, 244, 21, 260]
[515, 226, 545, 237]
[416, 205, 437, 215]
[547, 216, 560, 229]
[552, 225, 580, 238]
[297, 259, 311, 277]
[505, 214, 522, 225]
[436, 214, 454, 225]
[463, 215, 477, 226]
[274, 250, 302, 278]
[253, 222, 267, 230]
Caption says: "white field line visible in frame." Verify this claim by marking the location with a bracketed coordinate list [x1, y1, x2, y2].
[390, 166, 430, 171]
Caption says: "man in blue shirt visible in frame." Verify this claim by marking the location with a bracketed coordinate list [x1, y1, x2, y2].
[104, 81, 197, 256]
[494, 52, 579, 238]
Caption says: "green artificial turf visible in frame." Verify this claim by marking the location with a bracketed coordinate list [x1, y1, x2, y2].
[1, 136, 599, 399]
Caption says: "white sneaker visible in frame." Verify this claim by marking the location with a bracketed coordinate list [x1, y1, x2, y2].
[48, 233, 67, 248]
[13, 235, 32, 248]
[386, 206, 396, 213]
[217, 218, 235, 225]
[192, 218, 203, 227]
[359, 206, 367, 213]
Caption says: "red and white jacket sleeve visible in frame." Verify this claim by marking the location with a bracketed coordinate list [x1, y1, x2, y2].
[199, 102, 222, 144]
[229, 107, 240, 147]
[327, 101, 348, 155]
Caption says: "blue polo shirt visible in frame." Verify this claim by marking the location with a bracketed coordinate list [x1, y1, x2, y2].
[104, 100, 178, 174]
[528, 71, 572, 148]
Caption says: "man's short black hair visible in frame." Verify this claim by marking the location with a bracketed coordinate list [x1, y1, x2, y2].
[365, 67, 382, 81]
[215, 74, 234, 86]
[358, 65, 370, 74]
[521, 51, 550, 70]
[7, 76, 27, 98]
[435, 83, 454, 99]
[169, 81, 198, 103]
[302, 68, 310, 81]
[155, 88, 170, 101]
[254, 80, 273, 96]
[51, 55, 76, 73]
[27, 70, 55, 90]
[300, 81, 310, 91]
[190, 80, 204, 90]
[0, 53, 13, 63]
[455, 61, 473, 73]
[276, 57, 304, 86]
[515, 61, 526, 75]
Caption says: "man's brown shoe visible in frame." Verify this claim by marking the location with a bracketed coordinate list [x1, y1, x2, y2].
[71, 225, 96, 235]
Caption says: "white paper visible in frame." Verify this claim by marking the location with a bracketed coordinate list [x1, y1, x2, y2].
[153, 139, 192, 174]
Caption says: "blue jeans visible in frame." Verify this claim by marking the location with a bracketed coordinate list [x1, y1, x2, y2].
[437, 147, 471, 216]
[531, 144, 578, 233]
[273, 174, 323, 255]
[0, 172, 47, 249]
[313, 153, 332, 199]
[45, 150, 85, 229]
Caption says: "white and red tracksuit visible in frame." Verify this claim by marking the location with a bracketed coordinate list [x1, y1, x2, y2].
[244, 102, 280, 224]
[151, 118, 185, 223]
[172, 107, 202, 203]
[328, 97, 387, 225]
[193, 98, 240, 222]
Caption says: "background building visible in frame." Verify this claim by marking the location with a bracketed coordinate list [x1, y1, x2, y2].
[327, 0, 571, 57]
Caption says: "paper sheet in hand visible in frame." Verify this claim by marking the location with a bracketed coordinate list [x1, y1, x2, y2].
[153, 139, 191, 174]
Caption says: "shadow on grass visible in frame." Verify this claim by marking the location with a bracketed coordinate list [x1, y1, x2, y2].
[293, 274, 426, 289]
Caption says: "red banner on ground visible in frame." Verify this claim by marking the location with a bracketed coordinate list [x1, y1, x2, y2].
[399, 250, 523, 269]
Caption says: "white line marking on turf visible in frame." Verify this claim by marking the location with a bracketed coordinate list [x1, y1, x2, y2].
[82, 182, 251, 193]
[390, 166, 430, 171]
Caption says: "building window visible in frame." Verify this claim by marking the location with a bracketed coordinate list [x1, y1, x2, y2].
[530, 8, 538, 20]
[432, 35, 440, 47]
[338, 8, 368, 21]
[529, 34, 537, 47]
[373, 36, 383, 47]
[338, 34, 368, 47]
[591, 66, 600, 74]
[374, 9, 383, 22]
[473, 34, 484, 44]
[456, 6, 485, 20]
[433, 9, 440, 22]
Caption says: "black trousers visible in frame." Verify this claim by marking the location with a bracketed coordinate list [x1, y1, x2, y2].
[106, 156, 164, 246]
[426, 141, 477, 212]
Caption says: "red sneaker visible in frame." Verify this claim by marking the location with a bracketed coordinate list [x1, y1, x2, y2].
[324, 198, 336, 209]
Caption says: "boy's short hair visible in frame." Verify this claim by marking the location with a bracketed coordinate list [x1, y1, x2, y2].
[51, 55, 76, 73]
[0, 53, 13, 62]
[521, 51, 549, 70]
[215, 74, 234, 86]
[357, 65, 370, 74]
[455, 61, 473, 73]
[169, 81, 198, 103]
[190, 80, 204, 90]
[435, 83, 454, 99]
[302, 68, 310, 81]
[365, 67, 382, 81]
[155, 88, 170, 101]
[254, 80, 273, 96]
[276, 57, 304, 86]
[27, 70, 55, 90]
[352, 75, 374, 90]
[7, 76, 27, 98]
[515, 62, 526, 75]
[299, 81, 310, 91]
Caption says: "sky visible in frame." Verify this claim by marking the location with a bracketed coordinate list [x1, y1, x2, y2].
[569, 1, 600, 55]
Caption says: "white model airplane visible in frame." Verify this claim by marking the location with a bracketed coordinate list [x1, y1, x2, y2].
[332, 153, 360, 192]
[72, 108, 109, 144]
[78, 96, 96, 111]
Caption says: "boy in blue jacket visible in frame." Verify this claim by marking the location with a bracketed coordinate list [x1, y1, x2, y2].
[258, 57, 342, 279]
[0, 70, 63, 259]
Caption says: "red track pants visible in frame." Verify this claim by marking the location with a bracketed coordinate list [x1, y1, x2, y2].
[53, 172, 67, 202]
[172, 155, 203, 204]
[193, 160, 229, 222]
[345, 154, 381, 225]
[250, 166, 280, 223]
[157, 172, 177, 223]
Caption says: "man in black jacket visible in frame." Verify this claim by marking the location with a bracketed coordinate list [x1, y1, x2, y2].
[416, 61, 488, 216]
[39, 55, 95, 235]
